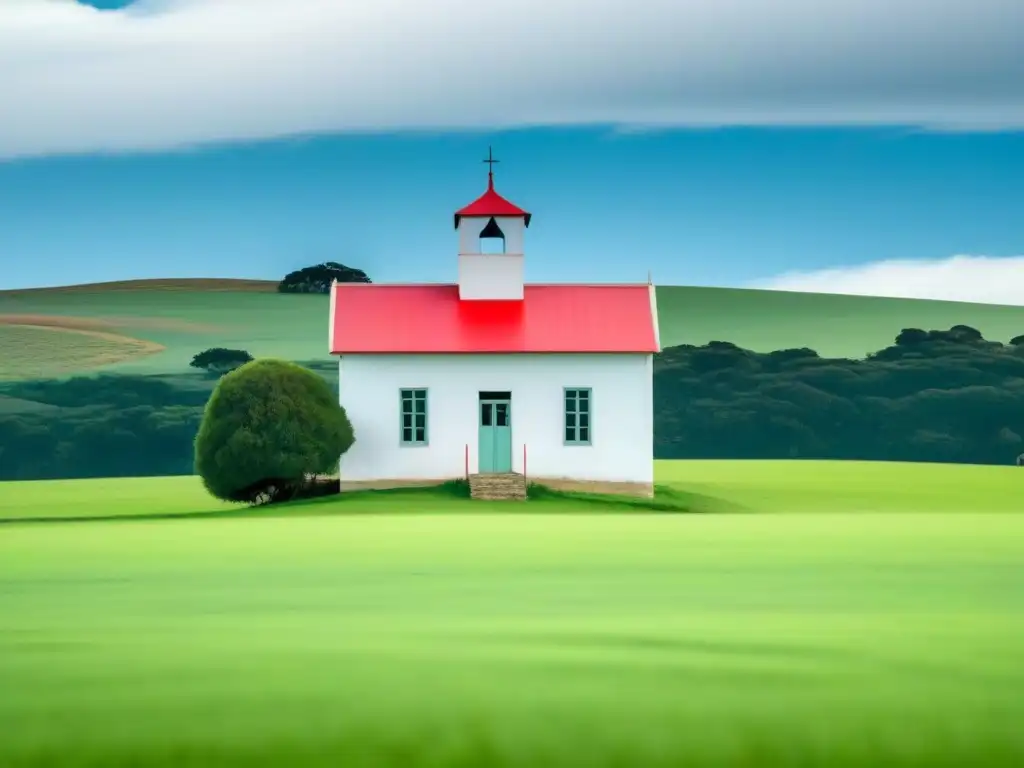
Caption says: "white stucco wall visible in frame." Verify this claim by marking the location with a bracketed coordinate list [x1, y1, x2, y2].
[457, 215, 526, 255]
[458, 253, 524, 299]
[337, 353, 653, 485]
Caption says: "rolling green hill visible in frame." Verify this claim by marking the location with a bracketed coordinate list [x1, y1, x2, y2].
[656, 285, 1024, 358]
[0, 279, 320, 379]
[3, 278, 1024, 380]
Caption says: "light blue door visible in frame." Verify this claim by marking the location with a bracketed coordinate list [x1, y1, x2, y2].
[478, 398, 512, 473]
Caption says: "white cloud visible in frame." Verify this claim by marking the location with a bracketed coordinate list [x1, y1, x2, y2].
[752, 255, 1024, 306]
[0, 0, 1022, 160]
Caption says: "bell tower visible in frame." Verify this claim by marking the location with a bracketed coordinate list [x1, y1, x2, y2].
[454, 148, 531, 301]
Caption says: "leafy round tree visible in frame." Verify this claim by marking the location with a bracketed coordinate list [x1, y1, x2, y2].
[194, 359, 354, 504]
[190, 347, 253, 374]
[277, 262, 371, 294]
[948, 324, 983, 342]
[895, 328, 929, 346]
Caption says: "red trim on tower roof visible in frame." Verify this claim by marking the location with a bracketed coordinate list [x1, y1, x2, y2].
[454, 173, 532, 228]
[330, 284, 658, 354]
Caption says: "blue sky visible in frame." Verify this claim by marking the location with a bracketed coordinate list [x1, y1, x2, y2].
[1, 127, 1021, 291]
[0, 0, 1021, 301]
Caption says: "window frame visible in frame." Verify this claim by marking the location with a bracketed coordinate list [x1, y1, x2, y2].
[478, 217, 507, 254]
[399, 388, 429, 446]
[563, 387, 592, 446]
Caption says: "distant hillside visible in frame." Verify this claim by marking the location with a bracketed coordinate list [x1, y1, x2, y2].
[656, 285, 1024, 359]
[0, 278, 278, 296]
[3, 278, 1024, 380]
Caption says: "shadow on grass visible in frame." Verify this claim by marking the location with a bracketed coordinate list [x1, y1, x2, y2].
[0, 483, 459, 526]
[0, 478, 747, 526]
[525, 483, 750, 514]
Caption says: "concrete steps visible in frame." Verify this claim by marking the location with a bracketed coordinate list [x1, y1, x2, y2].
[469, 472, 528, 501]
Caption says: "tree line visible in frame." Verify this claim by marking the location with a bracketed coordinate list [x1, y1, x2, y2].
[3, 324, 1024, 480]
[655, 325, 1024, 464]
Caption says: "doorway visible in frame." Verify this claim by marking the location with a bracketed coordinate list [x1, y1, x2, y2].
[478, 391, 512, 473]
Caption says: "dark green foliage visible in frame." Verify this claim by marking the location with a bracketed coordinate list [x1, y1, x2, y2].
[194, 359, 354, 504]
[656, 325, 1024, 464]
[278, 261, 371, 294]
[5, 374, 210, 409]
[0, 375, 206, 480]
[948, 324, 984, 342]
[0, 371, 330, 481]
[895, 327, 930, 345]
[0, 403, 201, 480]
[897, 325, 984, 346]
[767, 347, 819, 363]
[437, 479, 472, 498]
[189, 347, 253, 374]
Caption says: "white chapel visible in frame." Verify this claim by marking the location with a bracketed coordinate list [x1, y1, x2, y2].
[328, 152, 661, 497]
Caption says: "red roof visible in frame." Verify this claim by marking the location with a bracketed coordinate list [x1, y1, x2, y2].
[330, 284, 659, 354]
[454, 174, 531, 228]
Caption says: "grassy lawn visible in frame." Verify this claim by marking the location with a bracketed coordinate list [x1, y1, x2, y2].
[0, 461, 1022, 766]
[2, 460, 1020, 522]
[657, 459, 1024, 513]
[0, 476, 238, 521]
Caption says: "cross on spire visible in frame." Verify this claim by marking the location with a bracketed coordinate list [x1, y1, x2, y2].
[483, 146, 499, 188]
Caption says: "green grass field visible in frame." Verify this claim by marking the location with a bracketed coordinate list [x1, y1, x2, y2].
[4, 279, 1024, 379]
[2, 460, 1021, 522]
[1, 461, 1022, 767]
